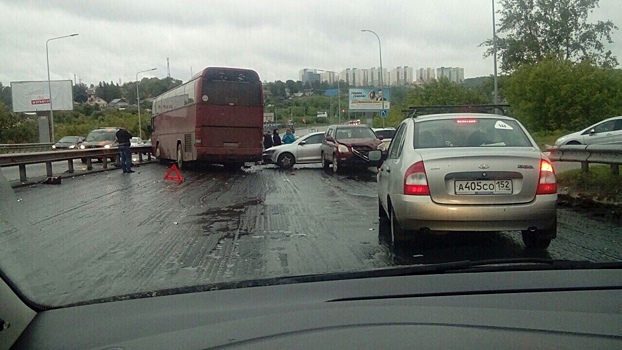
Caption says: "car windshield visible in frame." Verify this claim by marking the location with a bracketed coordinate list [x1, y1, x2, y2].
[57, 136, 79, 143]
[336, 127, 377, 140]
[86, 130, 116, 142]
[1, 0, 622, 316]
[374, 129, 396, 139]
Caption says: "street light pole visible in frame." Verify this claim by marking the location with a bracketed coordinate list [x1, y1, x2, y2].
[361, 29, 384, 127]
[136, 67, 157, 140]
[492, 0, 499, 104]
[46, 33, 78, 142]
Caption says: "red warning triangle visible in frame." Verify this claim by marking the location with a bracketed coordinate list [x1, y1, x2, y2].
[164, 163, 184, 182]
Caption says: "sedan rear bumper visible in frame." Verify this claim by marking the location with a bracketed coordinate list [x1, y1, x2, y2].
[391, 193, 557, 232]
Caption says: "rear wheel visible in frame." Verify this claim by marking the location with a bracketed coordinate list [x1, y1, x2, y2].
[378, 198, 389, 222]
[176, 144, 184, 169]
[277, 153, 295, 169]
[390, 205, 407, 248]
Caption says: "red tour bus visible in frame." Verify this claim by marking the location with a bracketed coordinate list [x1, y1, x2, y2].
[150, 67, 264, 169]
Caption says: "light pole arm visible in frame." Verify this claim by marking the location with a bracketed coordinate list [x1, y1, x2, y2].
[46, 33, 78, 142]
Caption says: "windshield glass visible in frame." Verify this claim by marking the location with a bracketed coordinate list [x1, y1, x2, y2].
[58, 136, 79, 143]
[1, 0, 621, 311]
[86, 130, 116, 142]
[335, 127, 377, 140]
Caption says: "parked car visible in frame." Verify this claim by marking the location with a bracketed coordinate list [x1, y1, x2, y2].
[373, 127, 396, 152]
[375, 113, 557, 249]
[320, 125, 383, 173]
[263, 132, 325, 168]
[51, 135, 84, 150]
[554, 116, 622, 146]
[130, 137, 144, 147]
[79, 127, 120, 163]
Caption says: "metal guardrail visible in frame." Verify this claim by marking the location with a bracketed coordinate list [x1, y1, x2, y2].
[0, 143, 55, 154]
[0, 146, 153, 182]
[546, 144, 622, 175]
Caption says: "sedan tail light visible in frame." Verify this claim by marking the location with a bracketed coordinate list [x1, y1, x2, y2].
[404, 161, 430, 195]
[536, 159, 557, 195]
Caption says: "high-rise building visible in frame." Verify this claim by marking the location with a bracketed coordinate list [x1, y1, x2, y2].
[299, 68, 321, 85]
[390, 66, 414, 86]
[417, 68, 436, 83]
[436, 67, 465, 83]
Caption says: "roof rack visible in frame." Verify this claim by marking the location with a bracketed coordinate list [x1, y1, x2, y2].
[403, 104, 511, 118]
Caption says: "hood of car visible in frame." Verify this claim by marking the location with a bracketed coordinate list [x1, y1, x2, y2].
[82, 140, 116, 147]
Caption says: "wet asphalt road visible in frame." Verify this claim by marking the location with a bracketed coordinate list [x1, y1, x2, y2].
[5, 162, 622, 306]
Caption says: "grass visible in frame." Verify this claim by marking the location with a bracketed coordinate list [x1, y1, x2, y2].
[530, 130, 567, 151]
[556, 165, 622, 203]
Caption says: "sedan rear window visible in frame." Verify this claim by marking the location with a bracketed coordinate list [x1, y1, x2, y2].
[414, 118, 532, 148]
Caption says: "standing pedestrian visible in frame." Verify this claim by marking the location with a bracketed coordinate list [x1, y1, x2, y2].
[115, 127, 133, 173]
[263, 131, 273, 149]
[282, 128, 296, 144]
[272, 128, 282, 146]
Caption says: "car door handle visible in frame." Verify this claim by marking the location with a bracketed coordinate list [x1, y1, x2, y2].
[384, 168, 391, 173]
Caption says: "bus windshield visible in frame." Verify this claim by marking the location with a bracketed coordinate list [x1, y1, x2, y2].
[202, 69, 262, 106]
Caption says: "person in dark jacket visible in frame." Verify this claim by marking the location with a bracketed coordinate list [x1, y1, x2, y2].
[263, 131, 273, 149]
[115, 128, 133, 173]
[272, 129, 282, 146]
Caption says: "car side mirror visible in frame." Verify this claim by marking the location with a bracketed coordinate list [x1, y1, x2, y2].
[299, 141, 307, 145]
[589, 128, 596, 135]
[369, 150, 383, 162]
[325, 136, 335, 142]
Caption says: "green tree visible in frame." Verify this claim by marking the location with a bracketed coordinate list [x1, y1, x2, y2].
[0, 83, 12, 107]
[505, 58, 622, 132]
[0, 102, 38, 143]
[73, 83, 88, 103]
[482, 0, 618, 72]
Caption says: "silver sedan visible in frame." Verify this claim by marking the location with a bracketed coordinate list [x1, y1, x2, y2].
[376, 113, 557, 249]
[262, 132, 325, 168]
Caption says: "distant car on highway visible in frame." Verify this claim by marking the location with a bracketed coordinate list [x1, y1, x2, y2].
[320, 124, 383, 173]
[375, 112, 557, 250]
[263, 131, 325, 168]
[80, 127, 120, 163]
[52, 136, 84, 150]
[373, 127, 396, 152]
[130, 137, 144, 147]
[554, 116, 622, 146]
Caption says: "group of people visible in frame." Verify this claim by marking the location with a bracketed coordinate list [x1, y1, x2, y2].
[263, 128, 295, 149]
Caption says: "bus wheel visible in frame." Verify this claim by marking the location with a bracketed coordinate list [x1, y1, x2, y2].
[176, 144, 184, 169]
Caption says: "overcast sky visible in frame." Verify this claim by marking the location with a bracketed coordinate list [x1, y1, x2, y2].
[1, 0, 621, 87]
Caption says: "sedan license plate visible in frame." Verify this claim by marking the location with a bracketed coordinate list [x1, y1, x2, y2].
[454, 180, 513, 195]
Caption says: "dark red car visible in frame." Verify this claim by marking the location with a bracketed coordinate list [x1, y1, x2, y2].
[320, 125, 383, 173]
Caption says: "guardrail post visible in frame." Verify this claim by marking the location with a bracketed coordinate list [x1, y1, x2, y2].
[67, 159, 74, 173]
[102, 156, 108, 169]
[581, 161, 589, 172]
[612, 164, 619, 176]
[45, 162, 53, 177]
[18, 164, 27, 182]
[147, 151, 152, 161]
[138, 152, 144, 163]
[87, 158, 93, 171]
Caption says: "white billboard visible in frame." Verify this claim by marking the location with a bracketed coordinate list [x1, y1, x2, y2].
[11, 80, 74, 113]
[348, 88, 391, 112]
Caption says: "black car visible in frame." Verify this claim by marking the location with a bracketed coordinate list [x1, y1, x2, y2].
[51, 136, 84, 150]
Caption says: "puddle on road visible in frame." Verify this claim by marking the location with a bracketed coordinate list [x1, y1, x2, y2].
[197, 198, 263, 238]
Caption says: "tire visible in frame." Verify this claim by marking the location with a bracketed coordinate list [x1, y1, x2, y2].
[378, 198, 389, 222]
[277, 153, 295, 169]
[156, 144, 166, 164]
[322, 152, 330, 170]
[176, 144, 184, 169]
[521, 221, 556, 250]
[332, 153, 341, 174]
[390, 205, 406, 248]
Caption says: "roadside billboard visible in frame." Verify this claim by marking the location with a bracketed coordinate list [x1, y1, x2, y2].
[10, 80, 74, 113]
[348, 87, 391, 112]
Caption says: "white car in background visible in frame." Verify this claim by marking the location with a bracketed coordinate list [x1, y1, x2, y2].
[554, 116, 622, 146]
[130, 137, 144, 147]
[373, 127, 396, 152]
[262, 132, 325, 168]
